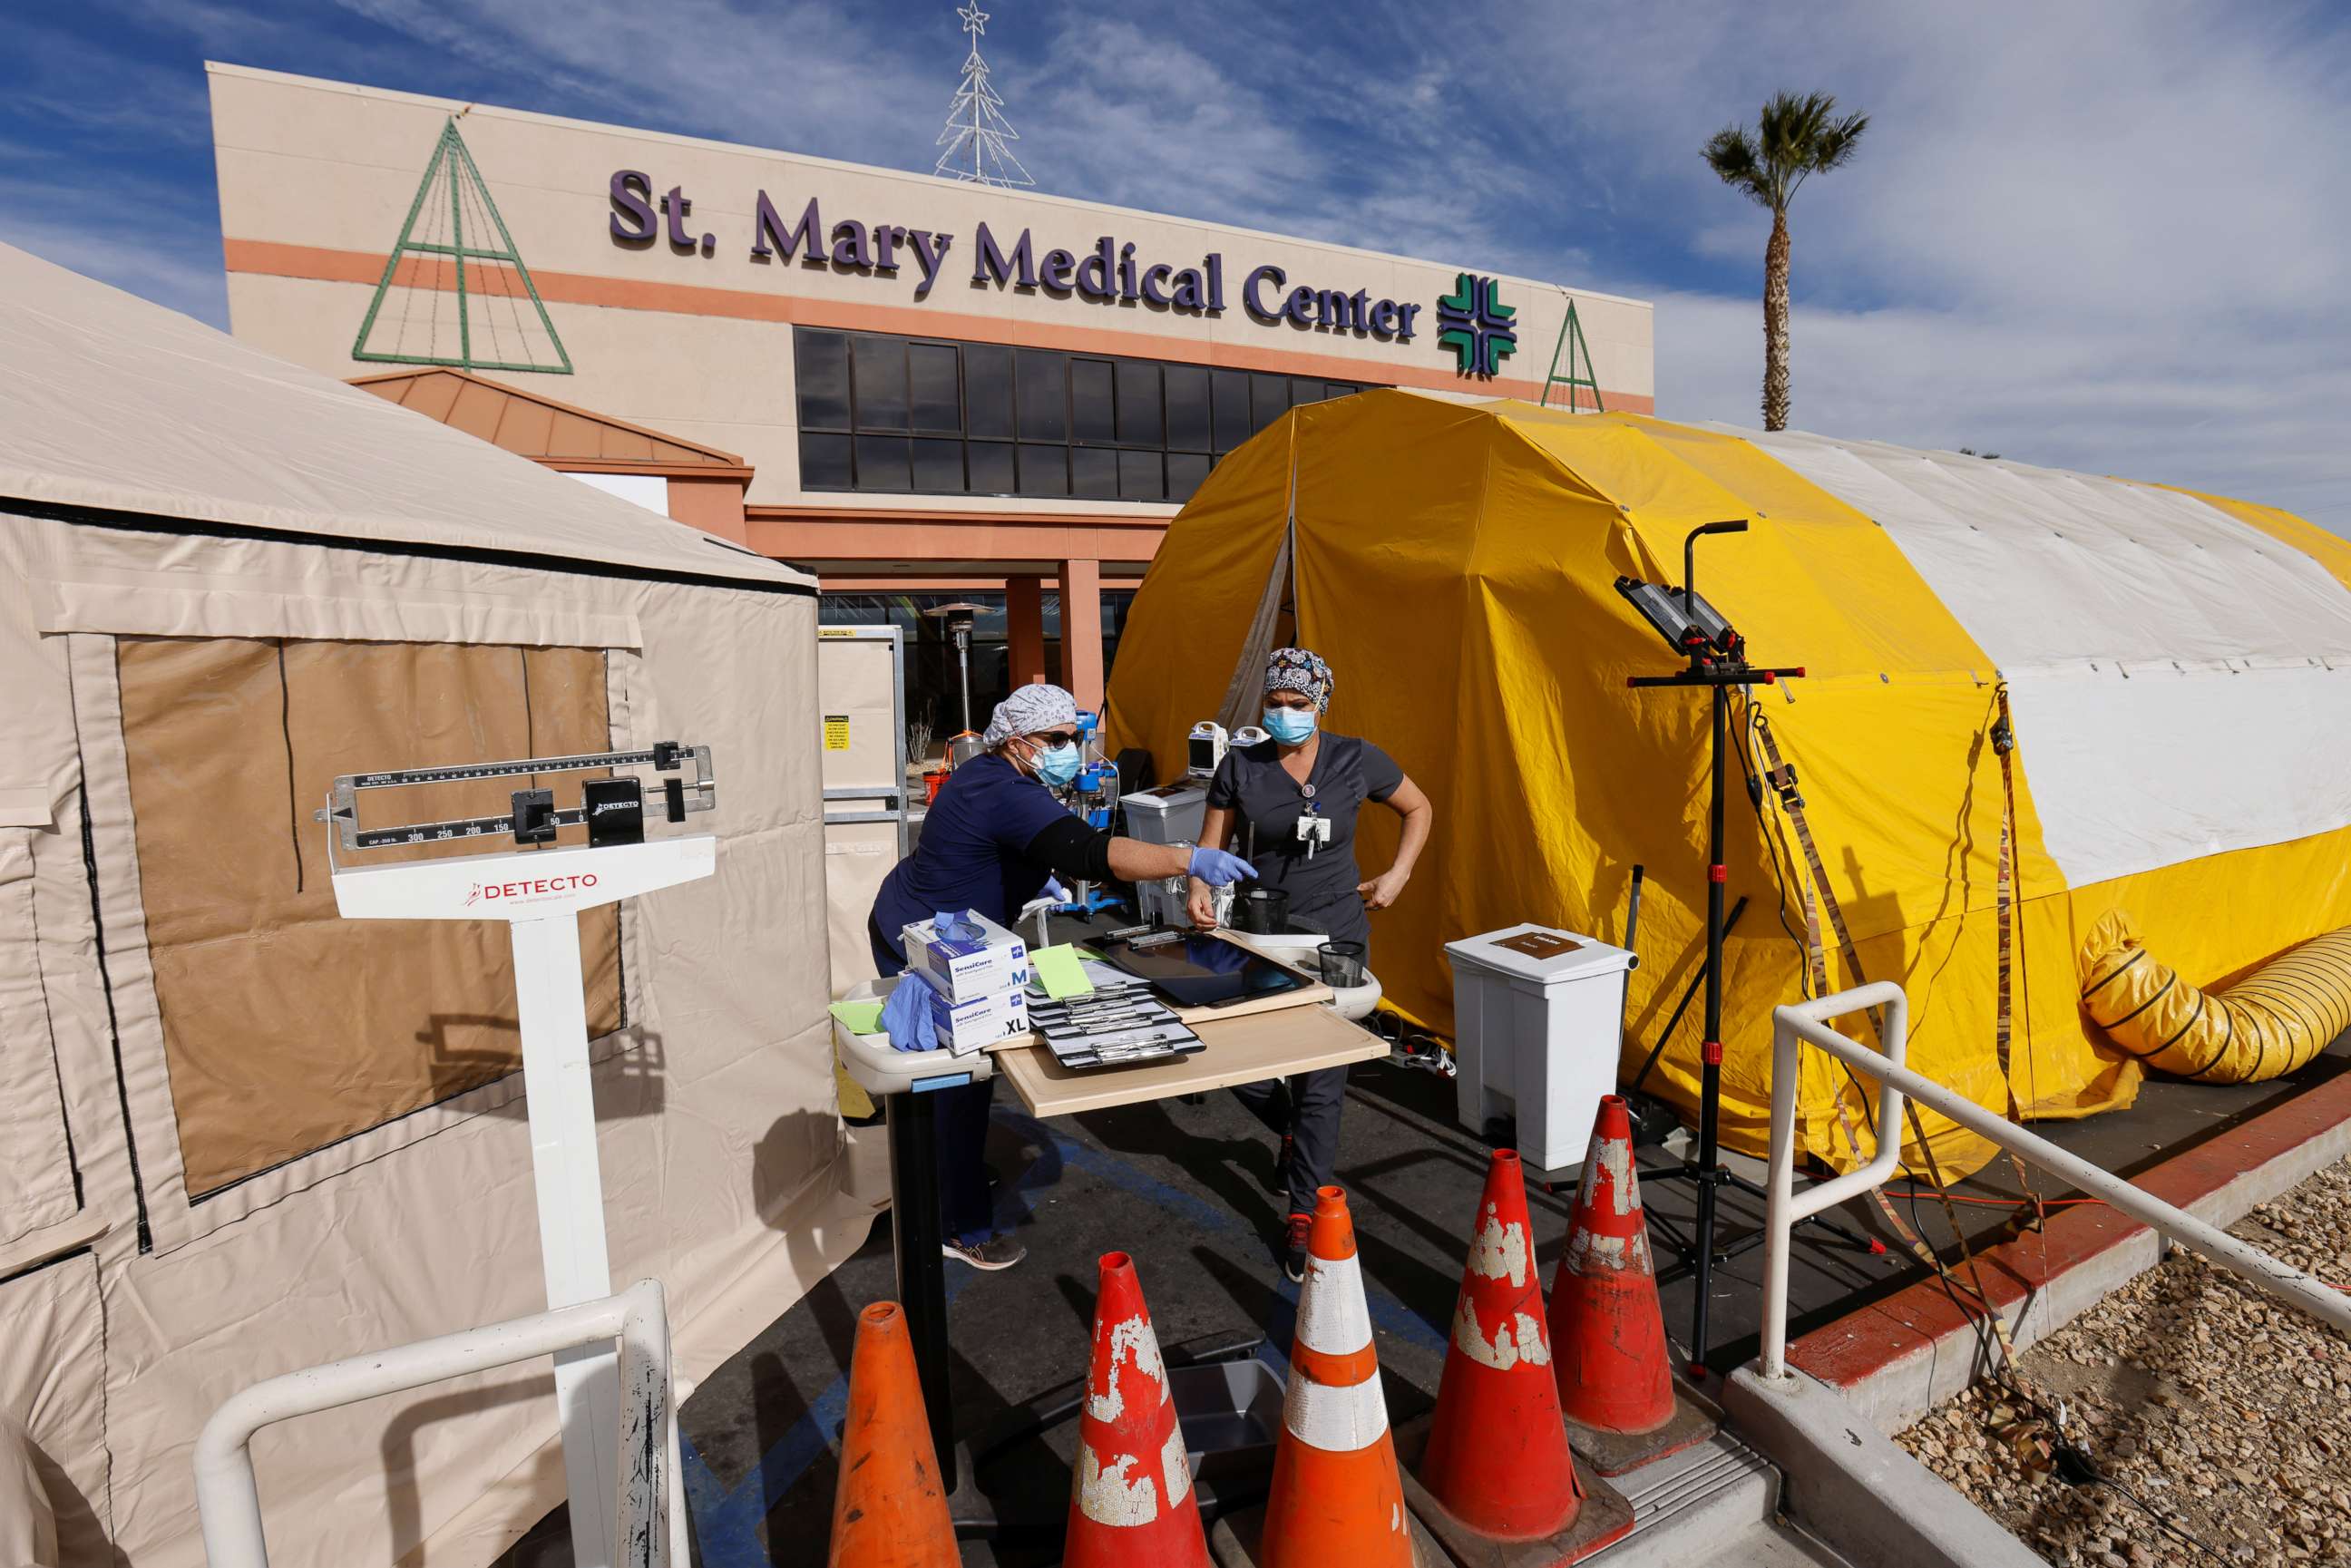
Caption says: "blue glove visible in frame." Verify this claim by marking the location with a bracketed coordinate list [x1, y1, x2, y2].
[1187, 846, 1258, 886]
[880, 971, 940, 1054]
[1040, 876, 1071, 904]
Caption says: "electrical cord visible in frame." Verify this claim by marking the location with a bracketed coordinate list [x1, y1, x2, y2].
[1732, 692, 1921, 1171]
[1744, 691, 2227, 1559]
[1733, 694, 1815, 975]
[2050, 1445, 2231, 1566]
[1903, 1156, 2234, 1564]
[1739, 693, 2054, 1241]
[1885, 1185, 2104, 1210]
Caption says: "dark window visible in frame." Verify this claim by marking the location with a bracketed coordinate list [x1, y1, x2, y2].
[968, 441, 1015, 495]
[910, 344, 961, 434]
[795, 332, 850, 429]
[1071, 446, 1118, 501]
[965, 346, 1015, 439]
[793, 327, 1386, 498]
[853, 433, 911, 490]
[911, 437, 964, 492]
[1116, 362, 1162, 446]
[1018, 443, 1068, 498]
[1117, 450, 1163, 502]
[850, 337, 908, 429]
[800, 431, 852, 489]
[1071, 359, 1117, 443]
[1166, 366, 1211, 452]
[1250, 373, 1291, 433]
[1168, 452, 1212, 502]
[1017, 351, 1068, 441]
[1211, 370, 1250, 453]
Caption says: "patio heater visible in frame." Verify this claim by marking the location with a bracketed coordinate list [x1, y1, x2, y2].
[923, 600, 990, 768]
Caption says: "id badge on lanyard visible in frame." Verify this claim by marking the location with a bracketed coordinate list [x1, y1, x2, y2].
[1294, 800, 1332, 860]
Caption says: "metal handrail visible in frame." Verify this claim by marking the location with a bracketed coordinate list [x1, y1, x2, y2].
[1760, 984, 2351, 1380]
[193, 1280, 680, 1568]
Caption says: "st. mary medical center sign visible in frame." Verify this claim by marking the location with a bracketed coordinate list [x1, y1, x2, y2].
[607, 170, 1520, 377]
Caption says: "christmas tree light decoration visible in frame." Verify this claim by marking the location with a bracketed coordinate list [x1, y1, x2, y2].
[933, 3, 1035, 189]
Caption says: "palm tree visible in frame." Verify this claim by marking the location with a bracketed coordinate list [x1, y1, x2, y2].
[1703, 93, 1869, 432]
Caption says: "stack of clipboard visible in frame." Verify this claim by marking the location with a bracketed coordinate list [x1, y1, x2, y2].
[1027, 969, 1204, 1070]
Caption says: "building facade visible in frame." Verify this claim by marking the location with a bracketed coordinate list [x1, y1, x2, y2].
[209, 63, 1654, 719]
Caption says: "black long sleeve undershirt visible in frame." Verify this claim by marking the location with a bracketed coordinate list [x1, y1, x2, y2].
[1022, 816, 1117, 882]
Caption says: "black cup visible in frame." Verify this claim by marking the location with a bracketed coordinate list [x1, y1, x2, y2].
[1318, 940, 1367, 988]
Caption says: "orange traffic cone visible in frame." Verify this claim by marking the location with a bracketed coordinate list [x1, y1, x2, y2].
[1546, 1096, 1718, 1475]
[1064, 1251, 1213, 1568]
[828, 1301, 959, 1567]
[1419, 1149, 1585, 1536]
[1250, 1187, 1418, 1568]
[1392, 1152, 1636, 1568]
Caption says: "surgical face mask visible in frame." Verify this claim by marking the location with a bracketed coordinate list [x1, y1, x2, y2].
[1029, 738, 1083, 788]
[1263, 706, 1318, 745]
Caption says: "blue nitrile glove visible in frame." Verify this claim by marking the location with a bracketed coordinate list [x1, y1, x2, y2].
[880, 971, 940, 1054]
[1187, 847, 1258, 886]
[1040, 876, 1071, 904]
[932, 911, 982, 944]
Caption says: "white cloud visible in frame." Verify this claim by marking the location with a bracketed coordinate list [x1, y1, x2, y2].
[315, 0, 946, 166]
[0, 154, 229, 326]
[1494, 0, 2351, 530]
[1649, 289, 2351, 516]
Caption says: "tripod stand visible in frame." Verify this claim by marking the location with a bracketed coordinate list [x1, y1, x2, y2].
[1615, 521, 1835, 1368]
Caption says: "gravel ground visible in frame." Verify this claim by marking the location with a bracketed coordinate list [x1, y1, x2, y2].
[1897, 1157, 2351, 1566]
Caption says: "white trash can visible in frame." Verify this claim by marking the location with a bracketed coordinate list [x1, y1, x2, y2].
[1445, 924, 1638, 1174]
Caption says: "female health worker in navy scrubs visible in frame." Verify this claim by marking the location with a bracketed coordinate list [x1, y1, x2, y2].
[1186, 647, 1433, 1281]
[870, 682, 1256, 1271]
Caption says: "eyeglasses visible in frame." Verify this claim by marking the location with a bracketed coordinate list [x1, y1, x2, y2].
[1035, 730, 1080, 745]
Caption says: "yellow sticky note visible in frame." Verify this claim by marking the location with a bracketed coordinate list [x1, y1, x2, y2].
[1030, 944, 1093, 1000]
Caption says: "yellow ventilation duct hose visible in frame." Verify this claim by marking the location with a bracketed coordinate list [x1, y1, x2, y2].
[2079, 911, 2351, 1083]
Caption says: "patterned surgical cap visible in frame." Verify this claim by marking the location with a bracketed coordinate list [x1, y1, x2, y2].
[1264, 647, 1333, 714]
[981, 682, 1079, 747]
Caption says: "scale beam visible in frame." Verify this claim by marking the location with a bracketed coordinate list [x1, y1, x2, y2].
[317, 743, 713, 854]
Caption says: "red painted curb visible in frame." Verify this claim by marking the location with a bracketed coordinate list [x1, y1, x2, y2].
[1789, 1067, 2351, 1393]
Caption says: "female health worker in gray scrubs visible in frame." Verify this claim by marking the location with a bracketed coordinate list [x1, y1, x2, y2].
[1185, 647, 1433, 1281]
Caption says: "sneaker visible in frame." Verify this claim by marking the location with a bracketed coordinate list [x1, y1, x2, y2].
[1283, 1212, 1312, 1284]
[943, 1235, 1027, 1271]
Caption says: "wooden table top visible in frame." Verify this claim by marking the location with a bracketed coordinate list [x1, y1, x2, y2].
[993, 996, 1388, 1117]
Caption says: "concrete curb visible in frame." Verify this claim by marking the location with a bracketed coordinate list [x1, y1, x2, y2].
[1723, 1367, 2044, 1568]
[1789, 1067, 2351, 1431]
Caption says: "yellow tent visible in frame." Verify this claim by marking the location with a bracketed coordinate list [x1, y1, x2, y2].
[1105, 392, 2351, 1173]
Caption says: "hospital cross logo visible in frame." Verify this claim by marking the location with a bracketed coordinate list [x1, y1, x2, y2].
[1436, 273, 1517, 377]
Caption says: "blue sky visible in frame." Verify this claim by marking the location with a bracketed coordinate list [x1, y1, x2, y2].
[5, 0, 2348, 531]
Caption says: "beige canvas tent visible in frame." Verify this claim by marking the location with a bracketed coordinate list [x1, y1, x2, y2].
[0, 242, 867, 1565]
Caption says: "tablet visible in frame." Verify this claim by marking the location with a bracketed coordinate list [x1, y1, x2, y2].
[1094, 931, 1312, 1010]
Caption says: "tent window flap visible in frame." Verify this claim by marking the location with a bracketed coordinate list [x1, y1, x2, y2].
[115, 636, 623, 1197]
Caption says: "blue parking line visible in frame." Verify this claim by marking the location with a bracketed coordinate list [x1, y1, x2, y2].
[683, 1104, 1445, 1564]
